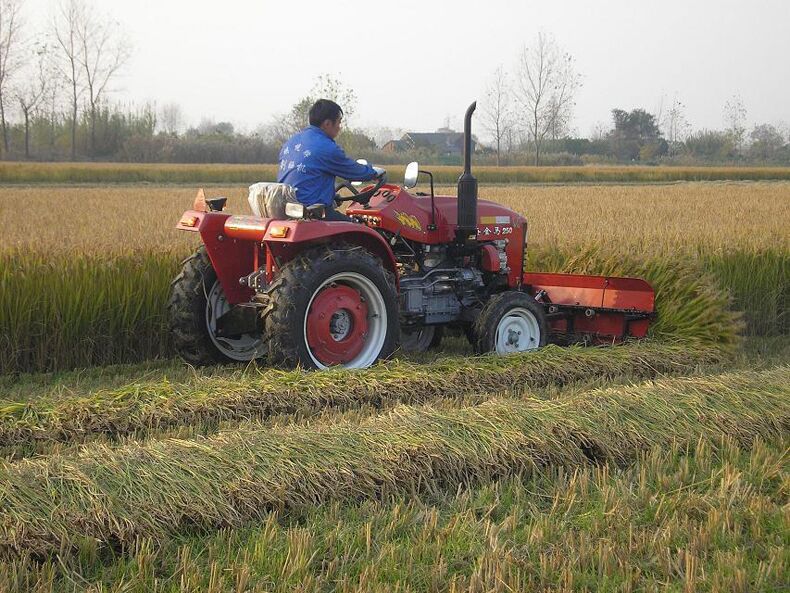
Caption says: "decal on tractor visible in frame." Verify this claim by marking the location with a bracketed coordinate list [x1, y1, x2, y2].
[394, 211, 422, 231]
[480, 226, 513, 236]
[480, 215, 511, 225]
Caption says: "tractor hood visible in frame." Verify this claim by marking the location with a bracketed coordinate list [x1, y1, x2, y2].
[347, 184, 526, 246]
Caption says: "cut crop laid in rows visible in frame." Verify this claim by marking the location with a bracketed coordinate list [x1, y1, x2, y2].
[1, 367, 786, 558]
[0, 341, 728, 456]
[4, 437, 785, 592]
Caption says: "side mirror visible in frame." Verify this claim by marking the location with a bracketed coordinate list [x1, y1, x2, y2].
[352, 158, 369, 186]
[404, 161, 419, 189]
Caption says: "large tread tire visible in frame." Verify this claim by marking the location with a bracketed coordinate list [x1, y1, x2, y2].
[260, 244, 399, 369]
[168, 246, 263, 366]
[471, 291, 548, 355]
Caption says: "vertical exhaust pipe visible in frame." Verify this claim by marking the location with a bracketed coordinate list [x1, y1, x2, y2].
[456, 101, 478, 243]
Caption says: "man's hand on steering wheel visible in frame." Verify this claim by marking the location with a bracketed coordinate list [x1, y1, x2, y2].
[334, 168, 387, 207]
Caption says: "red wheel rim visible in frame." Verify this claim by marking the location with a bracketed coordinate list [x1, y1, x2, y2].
[305, 284, 369, 366]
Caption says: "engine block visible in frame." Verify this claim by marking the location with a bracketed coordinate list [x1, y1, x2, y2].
[400, 268, 483, 324]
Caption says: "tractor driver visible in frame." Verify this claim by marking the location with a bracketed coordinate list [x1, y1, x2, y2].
[277, 99, 383, 222]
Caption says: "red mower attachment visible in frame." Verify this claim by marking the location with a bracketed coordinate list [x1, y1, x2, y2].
[523, 272, 655, 344]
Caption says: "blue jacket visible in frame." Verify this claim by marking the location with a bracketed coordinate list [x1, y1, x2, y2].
[276, 126, 378, 207]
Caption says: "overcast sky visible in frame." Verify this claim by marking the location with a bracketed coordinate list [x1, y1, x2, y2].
[25, 0, 790, 139]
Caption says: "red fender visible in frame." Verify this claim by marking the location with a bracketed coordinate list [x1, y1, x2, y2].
[251, 219, 398, 282]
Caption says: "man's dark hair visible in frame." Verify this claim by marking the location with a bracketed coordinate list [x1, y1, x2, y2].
[309, 99, 343, 127]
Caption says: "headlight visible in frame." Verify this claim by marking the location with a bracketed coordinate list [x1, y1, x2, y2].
[285, 202, 305, 219]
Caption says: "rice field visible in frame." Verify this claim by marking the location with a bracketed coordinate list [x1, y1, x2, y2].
[1, 181, 787, 374]
[2, 182, 788, 254]
[0, 174, 788, 590]
[0, 342, 730, 458]
[2, 368, 788, 557]
[7, 436, 786, 593]
[2, 161, 790, 184]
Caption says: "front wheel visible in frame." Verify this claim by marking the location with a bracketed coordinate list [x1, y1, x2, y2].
[261, 245, 399, 369]
[471, 291, 548, 355]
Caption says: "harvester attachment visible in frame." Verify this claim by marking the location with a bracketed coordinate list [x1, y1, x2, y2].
[522, 272, 655, 344]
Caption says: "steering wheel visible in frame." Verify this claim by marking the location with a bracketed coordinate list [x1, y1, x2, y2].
[334, 173, 386, 207]
[334, 179, 360, 198]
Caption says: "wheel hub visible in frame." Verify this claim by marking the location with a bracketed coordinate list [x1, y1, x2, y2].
[329, 310, 352, 341]
[495, 309, 540, 354]
[306, 284, 369, 365]
[507, 328, 522, 347]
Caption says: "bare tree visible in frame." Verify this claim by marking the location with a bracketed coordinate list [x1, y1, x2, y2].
[546, 94, 573, 140]
[482, 65, 512, 166]
[0, 0, 23, 156]
[590, 121, 609, 141]
[311, 73, 357, 122]
[53, 0, 84, 160]
[514, 33, 580, 165]
[14, 42, 49, 158]
[43, 56, 62, 152]
[661, 96, 691, 154]
[159, 102, 183, 135]
[269, 73, 359, 144]
[76, 2, 130, 155]
[723, 94, 747, 153]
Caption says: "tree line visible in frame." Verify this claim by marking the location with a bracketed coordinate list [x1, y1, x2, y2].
[0, 3, 787, 166]
[480, 34, 789, 166]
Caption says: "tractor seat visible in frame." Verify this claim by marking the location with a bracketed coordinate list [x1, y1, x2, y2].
[248, 182, 299, 219]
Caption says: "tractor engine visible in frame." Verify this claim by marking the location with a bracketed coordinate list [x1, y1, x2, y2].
[396, 243, 491, 326]
[400, 265, 484, 325]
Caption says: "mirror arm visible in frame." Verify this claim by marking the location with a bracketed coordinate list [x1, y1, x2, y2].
[420, 169, 437, 231]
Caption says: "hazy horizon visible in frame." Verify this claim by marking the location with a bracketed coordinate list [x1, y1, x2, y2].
[23, 0, 790, 141]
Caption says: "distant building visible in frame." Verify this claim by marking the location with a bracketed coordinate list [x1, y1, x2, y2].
[381, 131, 474, 156]
[381, 139, 410, 153]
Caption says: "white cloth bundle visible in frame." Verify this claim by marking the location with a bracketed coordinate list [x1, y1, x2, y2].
[247, 182, 298, 219]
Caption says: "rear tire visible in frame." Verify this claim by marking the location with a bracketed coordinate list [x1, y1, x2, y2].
[168, 247, 266, 365]
[472, 291, 548, 355]
[260, 245, 399, 369]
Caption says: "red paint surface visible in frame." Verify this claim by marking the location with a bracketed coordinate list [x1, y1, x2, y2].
[480, 244, 501, 272]
[196, 212, 254, 304]
[523, 272, 655, 312]
[348, 185, 527, 286]
[305, 285, 369, 365]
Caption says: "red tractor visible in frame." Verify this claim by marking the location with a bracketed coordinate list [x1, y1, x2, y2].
[169, 103, 654, 369]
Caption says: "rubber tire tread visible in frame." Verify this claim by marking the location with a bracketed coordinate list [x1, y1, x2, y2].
[471, 291, 548, 355]
[168, 246, 236, 366]
[259, 244, 399, 369]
